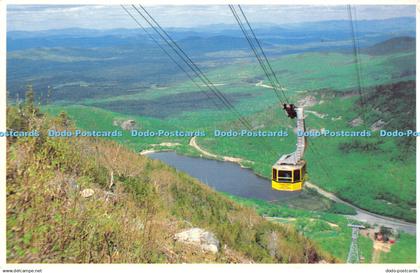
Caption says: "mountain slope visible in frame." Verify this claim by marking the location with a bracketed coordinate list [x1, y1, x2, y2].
[363, 36, 415, 55]
[6, 102, 334, 263]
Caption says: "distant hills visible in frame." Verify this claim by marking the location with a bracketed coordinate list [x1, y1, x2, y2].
[6, 16, 415, 101]
[177, 35, 255, 52]
[8, 16, 415, 38]
[7, 17, 415, 51]
[363, 36, 415, 55]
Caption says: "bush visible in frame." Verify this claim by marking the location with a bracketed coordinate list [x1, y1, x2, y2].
[327, 202, 357, 215]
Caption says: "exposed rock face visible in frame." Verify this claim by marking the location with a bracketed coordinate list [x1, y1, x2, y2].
[121, 120, 136, 130]
[297, 95, 318, 108]
[267, 231, 278, 257]
[80, 189, 94, 198]
[349, 117, 364, 127]
[113, 119, 137, 130]
[371, 120, 386, 131]
[174, 228, 220, 253]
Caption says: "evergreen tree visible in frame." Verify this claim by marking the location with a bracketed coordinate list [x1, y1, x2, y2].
[25, 84, 35, 114]
[59, 111, 70, 127]
[24, 84, 40, 117]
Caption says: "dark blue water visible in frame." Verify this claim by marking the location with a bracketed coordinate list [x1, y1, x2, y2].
[148, 151, 299, 201]
[148, 152, 417, 235]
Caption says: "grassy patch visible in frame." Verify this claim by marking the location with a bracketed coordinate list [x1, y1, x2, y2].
[226, 195, 416, 263]
[379, 233, 417, 263]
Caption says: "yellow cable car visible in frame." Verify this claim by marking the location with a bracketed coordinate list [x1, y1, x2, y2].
[272, 105, 306, 191]
[272, 161, 306, 191]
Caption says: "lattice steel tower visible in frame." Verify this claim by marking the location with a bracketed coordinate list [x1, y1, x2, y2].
[347, 224, 365, 263]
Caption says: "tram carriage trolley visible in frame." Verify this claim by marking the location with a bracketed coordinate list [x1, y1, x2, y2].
[271, 105, 307, 191]
[272, 159, 306, 191]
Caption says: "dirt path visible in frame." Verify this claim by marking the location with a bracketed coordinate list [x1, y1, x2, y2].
[255, 80, 290, 91]
[189, 136, 252, 166]
[140, 142, 181, 155]
[305, 182, 416, 235]
[305, 110, 327, 119]
[372, 244, 382, 263]
[372, 240, 391, 263]
[372, 248, 381, 263]
[255, 80, 274, 89]
[188, 136, 416, 234]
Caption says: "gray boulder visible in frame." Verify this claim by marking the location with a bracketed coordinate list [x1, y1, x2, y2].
[121, 120, 136, 130]
[174, 228, 220, 253]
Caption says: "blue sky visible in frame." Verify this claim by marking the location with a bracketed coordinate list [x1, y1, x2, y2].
[7, 5, 416, 31]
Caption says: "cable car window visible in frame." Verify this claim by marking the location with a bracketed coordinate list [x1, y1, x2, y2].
[279, 170, 292, 177]
[278, 170, 292, 182]
[272, 168, 277, 181]
[294, 169, 300, 181]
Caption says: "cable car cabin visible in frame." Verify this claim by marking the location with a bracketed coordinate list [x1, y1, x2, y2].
[272, 161, 306, 191]
[271, 106, 306, 191]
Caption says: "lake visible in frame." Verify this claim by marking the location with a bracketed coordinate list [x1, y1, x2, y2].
[148, 151, 416, 234]
[148, 151, 300, 201]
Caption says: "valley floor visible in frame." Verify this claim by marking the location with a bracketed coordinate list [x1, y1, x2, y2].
[180, 136, 416, 235]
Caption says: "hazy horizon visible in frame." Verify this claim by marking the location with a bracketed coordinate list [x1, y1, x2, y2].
[7, 5, 416, 32]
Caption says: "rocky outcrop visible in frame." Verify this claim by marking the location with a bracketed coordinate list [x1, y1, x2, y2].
[121, 120, 136, 130]
[297, 95, 318, 108]
[174, 228, 220, 253]
[371, 119, 386, 131]
[113, 119, 137, 130]
[349, 117, 364, 127]
[80, 188, 94, 198]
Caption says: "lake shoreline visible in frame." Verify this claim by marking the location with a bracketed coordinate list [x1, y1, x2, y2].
[143, 142, 416, 234]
